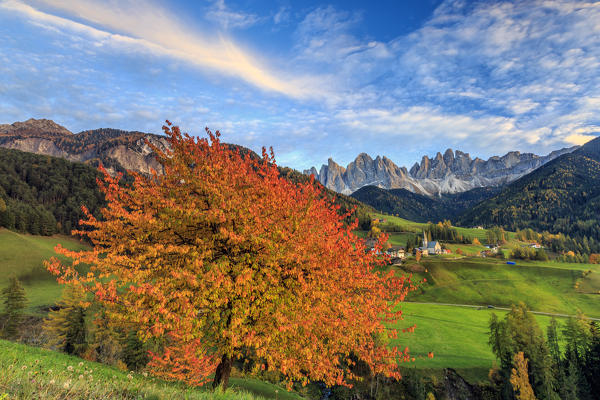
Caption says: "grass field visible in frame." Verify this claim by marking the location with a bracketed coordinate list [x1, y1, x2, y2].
[372, 213, 491, 241]
[400, 258, 600, 318]
[0, 339, 302, 400]
[0, 229, 90, 313]
[391, 303, 563, 383]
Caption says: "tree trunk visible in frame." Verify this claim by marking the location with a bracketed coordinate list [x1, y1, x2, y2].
[213, 354, 232, 390]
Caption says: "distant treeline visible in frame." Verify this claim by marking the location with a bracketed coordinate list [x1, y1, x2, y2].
[0, 147, 104, 235]
[516, 228, 600, 262]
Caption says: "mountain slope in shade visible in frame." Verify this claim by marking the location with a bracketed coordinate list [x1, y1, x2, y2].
[457, 136, 600, 239]
[305, 147, 578, 196]
[351, 185, 502, 223]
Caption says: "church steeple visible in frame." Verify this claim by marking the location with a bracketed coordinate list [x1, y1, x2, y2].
[422, 231, 428, 248]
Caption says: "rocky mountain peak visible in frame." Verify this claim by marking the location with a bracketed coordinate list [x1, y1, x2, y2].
[443, 148, 455, 164]
[307, 145, 579, 197]
[0, 118, 72, 136]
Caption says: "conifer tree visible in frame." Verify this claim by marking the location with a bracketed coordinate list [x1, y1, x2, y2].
[88, 309, 122, 365]
[1, 276, 27, 339]
[44, 285, 88, 356]
[122, 330, 149, 371]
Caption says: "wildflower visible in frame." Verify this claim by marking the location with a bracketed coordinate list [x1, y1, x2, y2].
[49, 379, 55, 385]
[21, 365, 27, 370]
[142, 372, 148, 377]
[35, 359, 40, 364]
[78, 362, 84, 367]
[47, 369, 53, 374]
[67, 365, 74, 371]
[127, 374, 133, 380]
[63, 381, 70, 389]
[112, 375, 116, 379]
[79, 375, 84, 380]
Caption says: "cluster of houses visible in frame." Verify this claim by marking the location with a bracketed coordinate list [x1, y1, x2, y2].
[363, 231, 446, 264]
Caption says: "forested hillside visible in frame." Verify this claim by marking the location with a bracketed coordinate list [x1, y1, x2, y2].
[0, 147, 104, 235]
[458, 136, 600, 251]
[351, 185, 501, 222]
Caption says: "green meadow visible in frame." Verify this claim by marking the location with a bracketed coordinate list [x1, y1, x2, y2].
[400, 258, 600, 318]
[0, 229, 89, 314]
[391, 303, 564, 383]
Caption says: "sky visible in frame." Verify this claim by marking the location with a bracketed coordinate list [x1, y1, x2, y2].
[1, 0, 599, 171]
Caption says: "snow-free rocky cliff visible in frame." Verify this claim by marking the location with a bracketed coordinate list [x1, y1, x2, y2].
[0, 118, 169, 176]
[304, 146, 578, 197]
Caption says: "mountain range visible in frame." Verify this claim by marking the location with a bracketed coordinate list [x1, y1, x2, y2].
[350, 136, 600, 245]
[304, 146, 577, 196]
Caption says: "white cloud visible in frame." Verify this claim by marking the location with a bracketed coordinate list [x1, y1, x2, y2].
[1, 0, 324, 99]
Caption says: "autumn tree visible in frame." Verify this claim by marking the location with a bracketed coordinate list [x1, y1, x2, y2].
[1, 276, 27, 339]
[47, 122, 414, 389]
[415, 250, 422, 263]
[510, 352, 537, 400]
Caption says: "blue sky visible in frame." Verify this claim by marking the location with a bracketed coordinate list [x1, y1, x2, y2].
[1, 0, 599, 171]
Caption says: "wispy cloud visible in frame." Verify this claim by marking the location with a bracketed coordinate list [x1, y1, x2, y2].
[205, 0, 260, 30]
[1, 0, 323, 99]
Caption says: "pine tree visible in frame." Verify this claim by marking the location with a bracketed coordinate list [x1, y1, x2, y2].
[122, 330, 149, 371]
[1, 276, 27, 339]
[584, 322, 600, 395]
[43, 285, 88, 356]
[489, 303, 556, 399]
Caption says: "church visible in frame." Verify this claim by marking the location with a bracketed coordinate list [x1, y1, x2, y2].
[413, 231, 442, 256]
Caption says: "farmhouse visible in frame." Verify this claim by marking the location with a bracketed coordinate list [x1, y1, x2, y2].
[427, 241, 442, 255]
[386, 246, 406, 259]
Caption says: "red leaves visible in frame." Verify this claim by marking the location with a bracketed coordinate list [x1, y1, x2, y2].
[47, 121, 415, 388]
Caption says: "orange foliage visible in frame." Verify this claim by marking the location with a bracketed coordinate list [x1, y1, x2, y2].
[589, 253, 600, 264]
[472, 238, 481, 245]
[46, 122, 415, 388]
[510, 352, 537, 400]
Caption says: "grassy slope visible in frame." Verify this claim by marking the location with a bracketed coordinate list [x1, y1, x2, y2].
[0, 229, 89, 313]
[0, 340, 302, 400]
[391, 303, 561, 383]
[372, 213, 491, 240]
[402, 258, 600, 318]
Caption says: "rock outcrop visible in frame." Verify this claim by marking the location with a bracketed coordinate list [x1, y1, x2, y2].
[0, 119, 169, 175]
[305, 146, 578, 196]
